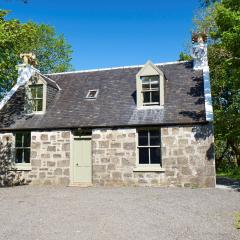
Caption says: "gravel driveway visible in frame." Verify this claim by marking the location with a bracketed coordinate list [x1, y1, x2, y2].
[0, 186, 239, 240]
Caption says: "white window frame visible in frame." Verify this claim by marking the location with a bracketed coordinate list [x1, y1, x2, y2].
[134, 128, 165, 172]
[86, 89, 99, 99]
[14, 132, 32, 170]
[29, 84, 44, 112]
[25, 74, 47, 115]
[136, 61, 164, 108]
[141, 75, 160, 106]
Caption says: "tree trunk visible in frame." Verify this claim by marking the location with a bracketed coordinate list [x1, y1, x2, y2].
[228, 139, 240, 167]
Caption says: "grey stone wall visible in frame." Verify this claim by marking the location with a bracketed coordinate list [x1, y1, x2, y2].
[0, 124, 215, 187]
[28, 131, 71, 185]
[161, 125, 215, 187]
[0, 131, 71, 185]
[92, 124, 215, 187]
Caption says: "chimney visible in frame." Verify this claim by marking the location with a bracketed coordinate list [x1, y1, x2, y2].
[191, 32, 208, 70]
[20, 52, 37, 67]
[0, 53, 38, 110]
[16, 53, 38, 85]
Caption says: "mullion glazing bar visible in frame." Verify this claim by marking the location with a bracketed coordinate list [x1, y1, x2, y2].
[148, 130, 150, 165]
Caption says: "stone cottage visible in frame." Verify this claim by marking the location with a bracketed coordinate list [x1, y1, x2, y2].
[0, 35, 215, 187]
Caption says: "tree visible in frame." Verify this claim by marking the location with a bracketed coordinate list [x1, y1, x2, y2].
[0, 10, 72, 98]
[179, 52, 192, 61]
[192, 0, 240, 167]
[212, 0, 240, 166]
[200, 0, 220, 7]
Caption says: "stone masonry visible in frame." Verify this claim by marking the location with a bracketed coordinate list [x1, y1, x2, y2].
[0, 124, 215, 187]
[28, 131, 71, 185]
[92, 124, 215, 187]
[0, 131, 71, 185]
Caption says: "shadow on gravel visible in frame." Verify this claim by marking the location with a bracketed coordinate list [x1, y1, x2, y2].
[217, 177, 240, 192]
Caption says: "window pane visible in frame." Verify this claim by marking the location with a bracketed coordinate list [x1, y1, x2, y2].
[139, 148, 149, 164]
[36, 99, 43, 111]
[150, 130, 160, 145]
[150, 147, 161, 164]
[142, 83, 150, 90]
[88, 90, 97, 98]
[36, 85, 43, 98]
[141, 76, 150, 84]
[151, 82, 159, 89]
[24, 149, 30, 163]
[30, 87, 36, 98]
[16, 134, 23, 147]
[32, 100, 37, 111]
[23, 133, 31, 147]
[143, 92, 150, 103]
[138, 130, 148, 146]
[150, 76, 159, 81]
[16, 149, 23, 163]
[152, 91, 160, 103]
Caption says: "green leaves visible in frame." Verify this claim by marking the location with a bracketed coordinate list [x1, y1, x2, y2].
[0, 10, 73, 98]
[192, 0, 240, 166]
[178, 52, 192, 61]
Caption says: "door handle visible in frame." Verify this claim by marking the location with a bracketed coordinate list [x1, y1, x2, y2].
[76, 163, 79, 166]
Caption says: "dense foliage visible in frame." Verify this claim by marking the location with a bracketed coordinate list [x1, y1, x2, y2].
[190, 0, 240, 170]
[0, 10, 72, 98]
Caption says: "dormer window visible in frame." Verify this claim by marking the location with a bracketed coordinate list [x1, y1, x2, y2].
[25, 73, 49, 114]
[136, 61, 164, 108]
[141, 75, 160, 106]
[29, 84, 43, 112]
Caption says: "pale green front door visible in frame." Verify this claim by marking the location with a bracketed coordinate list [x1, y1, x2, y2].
[72, 137, 92, 184]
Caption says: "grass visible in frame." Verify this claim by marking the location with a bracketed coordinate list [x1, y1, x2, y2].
[235, 212, 240, 230]
[217, 167, 240, 180]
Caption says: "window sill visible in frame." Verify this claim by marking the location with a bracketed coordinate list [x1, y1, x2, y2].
[137, 105, 164, 110]
[14, 164, 32, 171]
[133, 167, 165, 172]
[25, 112, 45, 116]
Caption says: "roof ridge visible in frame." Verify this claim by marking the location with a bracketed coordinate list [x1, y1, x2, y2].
[46, 60, 189, 76]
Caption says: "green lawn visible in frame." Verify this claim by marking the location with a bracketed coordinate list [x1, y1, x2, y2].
[217, 167, 240, 180]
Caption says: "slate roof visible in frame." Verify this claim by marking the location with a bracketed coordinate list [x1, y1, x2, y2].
[41, 75, 60, 90]
[0, 61, 206, 130]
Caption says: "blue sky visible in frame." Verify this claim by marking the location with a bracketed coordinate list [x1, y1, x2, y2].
[1, 0, 199, 70]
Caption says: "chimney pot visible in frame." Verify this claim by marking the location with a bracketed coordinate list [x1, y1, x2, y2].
[20, 53, 37, 66]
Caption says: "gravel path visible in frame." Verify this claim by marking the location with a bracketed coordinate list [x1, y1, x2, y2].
[0, 186, 239, 240]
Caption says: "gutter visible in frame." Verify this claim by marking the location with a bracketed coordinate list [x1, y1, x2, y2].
[0, 121, 212, 133]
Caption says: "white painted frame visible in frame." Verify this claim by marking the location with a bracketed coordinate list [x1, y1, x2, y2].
[85, 89, 99, 99]
[25, 74, 47, 115]
[136, 61, 165, 108]
[134, 128, 165, 172]
[13, 132, 32, 171]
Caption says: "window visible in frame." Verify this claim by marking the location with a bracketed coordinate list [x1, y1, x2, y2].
[141, 76, 160, 106]
[15, 132, 31, 164]
[136, 61, 164, 108]
[29, 84, 43, 112]
[86, 89, 99, 99]
[138, 129, 161, 166]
